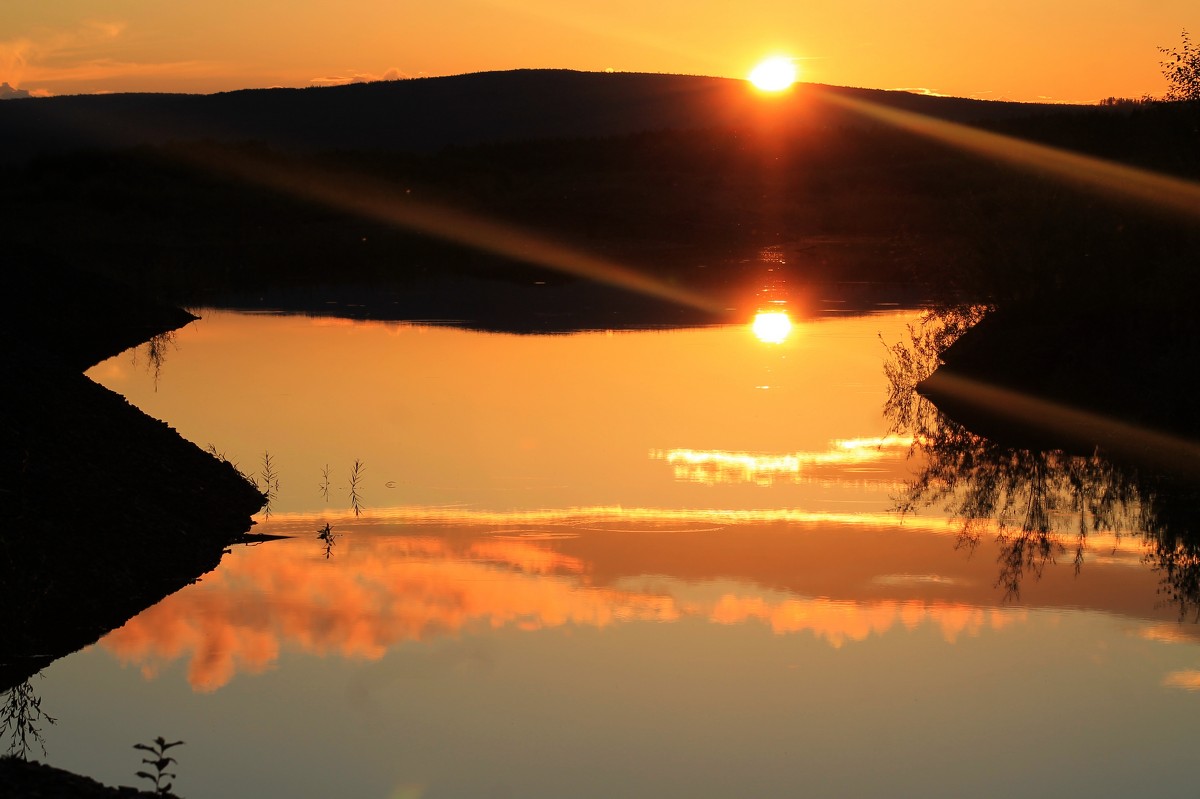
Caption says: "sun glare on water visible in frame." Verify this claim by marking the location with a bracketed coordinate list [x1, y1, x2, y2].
[749, 57, 798, 92]
[752, 311, 793, 344]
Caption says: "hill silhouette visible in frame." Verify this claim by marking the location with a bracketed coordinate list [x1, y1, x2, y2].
[0, 69, 1084, 164]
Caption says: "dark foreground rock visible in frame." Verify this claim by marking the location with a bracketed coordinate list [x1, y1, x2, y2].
[0, 757, 173, 799]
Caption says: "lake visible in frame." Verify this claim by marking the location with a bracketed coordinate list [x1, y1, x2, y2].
[17, 302, 1200, 797]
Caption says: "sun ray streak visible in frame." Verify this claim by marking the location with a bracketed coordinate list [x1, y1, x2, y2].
[818, 90, 1200, 221]
[920, 371, 1200, 476]
[182, 147, 725, 314]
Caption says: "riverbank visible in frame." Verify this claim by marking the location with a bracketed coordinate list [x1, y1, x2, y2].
[2, 260, 267, 681]
[1, 264, 265, 796]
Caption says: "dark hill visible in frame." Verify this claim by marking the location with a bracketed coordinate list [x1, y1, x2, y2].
[0, 69, 1083, 164]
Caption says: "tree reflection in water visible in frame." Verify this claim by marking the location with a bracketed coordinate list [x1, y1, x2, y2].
[883, 307, 1200, 615]
[1, 677, 56, 760]
[130, 330, 177, 391]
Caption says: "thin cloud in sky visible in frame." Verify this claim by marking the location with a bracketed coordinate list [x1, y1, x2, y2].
[893, 87, 951, 98]
[32, 57, 221, 82]
[0, 19, 225, 95]
[310, 67, 411, 87]
[1, 20, 124, 83]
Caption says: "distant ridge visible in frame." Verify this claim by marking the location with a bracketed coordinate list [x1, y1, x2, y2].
[0, 69, 1083, 163]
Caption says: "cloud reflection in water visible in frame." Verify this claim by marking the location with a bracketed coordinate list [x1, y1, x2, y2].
[652, 436, 913, 486]
[102, 525, 1033, 692]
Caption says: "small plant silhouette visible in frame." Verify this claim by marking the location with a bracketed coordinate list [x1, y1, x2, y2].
[319, 463, 331, 502]
[348, 459, 366, 517]
[134, 736, 184, 796]
[317, 521, 338, 558]
[205, 444, 247, 476]
[258, 450, 280, 517]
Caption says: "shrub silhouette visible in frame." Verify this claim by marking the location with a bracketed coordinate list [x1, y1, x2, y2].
[1160, 30, 1200, 101]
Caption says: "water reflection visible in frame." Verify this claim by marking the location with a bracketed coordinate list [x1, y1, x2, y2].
[1163, 670, 1200, 691]
[101, 523, 1045, 692]
[650, 436, 912, 486]
[750, 256, 794, 344]
[46, 309, 1200, 798]
[103, 531, 678, 691]
[884, 307, 1200, 612]
[86, 309, 918, 517]
[1, 678, 56, 760]
[317, 522, 338, 558]
[132, 330, 177, 391]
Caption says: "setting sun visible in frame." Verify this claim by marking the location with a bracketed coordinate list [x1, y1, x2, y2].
[749, 57, 798, 92]
[752, 310, 793, 343]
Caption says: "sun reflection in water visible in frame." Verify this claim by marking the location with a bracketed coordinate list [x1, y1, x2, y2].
[752, 310, 792, 344]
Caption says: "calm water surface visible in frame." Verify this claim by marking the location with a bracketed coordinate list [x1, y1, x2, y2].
[33, 309, 1200, 796]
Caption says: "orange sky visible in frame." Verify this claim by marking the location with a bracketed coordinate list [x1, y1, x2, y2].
[1, 1, 1196, 102]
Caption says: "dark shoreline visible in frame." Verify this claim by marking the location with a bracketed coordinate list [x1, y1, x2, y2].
[2, 263, 267, 686]
[1, 267, 265, 797]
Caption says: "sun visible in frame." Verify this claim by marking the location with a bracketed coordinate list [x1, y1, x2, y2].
[752, 311, 793, 344]
[749, 57, 798, 92]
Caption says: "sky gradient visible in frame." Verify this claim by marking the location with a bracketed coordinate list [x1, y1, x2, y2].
[2, 1, 1197, 102]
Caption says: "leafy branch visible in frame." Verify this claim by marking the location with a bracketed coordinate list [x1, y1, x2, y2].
[134, 736, 185, 796]
[1159, 29, 1200, 102]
